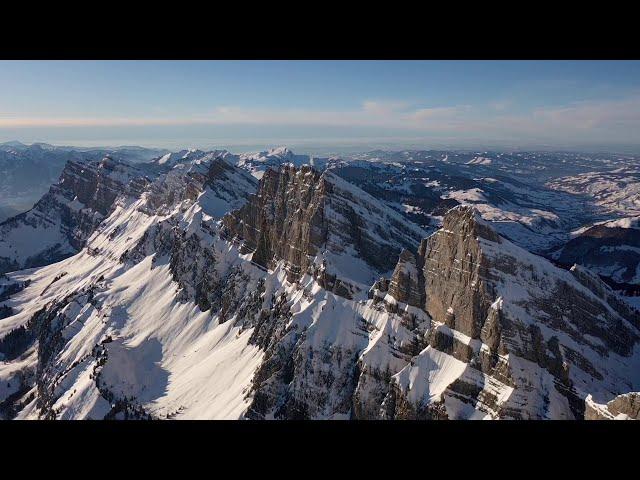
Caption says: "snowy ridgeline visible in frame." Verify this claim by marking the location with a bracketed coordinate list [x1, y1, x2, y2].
[0, 148, 639, 420]
[0, 142, 169, 223]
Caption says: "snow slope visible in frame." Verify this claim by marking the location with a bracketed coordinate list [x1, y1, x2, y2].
[0, 164, 263, 419]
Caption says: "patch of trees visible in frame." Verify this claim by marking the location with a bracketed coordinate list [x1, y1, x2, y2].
[0, 325, 34, 361]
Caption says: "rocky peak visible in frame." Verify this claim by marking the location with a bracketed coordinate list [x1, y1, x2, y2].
[0, 157, 150, 274]
[383, 204, 640, 419]
[148, 149, 234, 172]
[143, 155, 257, 217]
[222, 164, 427, 296]
[419, 205, 498, 339]
[436, 204, 501, 244]
[222, 164, 327, 278]
[242, 146, 294, 162]
[586, 392, 640, 420]
[388, 249, 424, 308]
[59, 156, 147, 215]
[234, 148, 334, 180]
[4, 151, 640, 420]
[265, 146, 293, 158]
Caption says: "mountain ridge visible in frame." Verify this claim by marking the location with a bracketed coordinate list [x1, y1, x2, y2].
[0, 149, 639, 420]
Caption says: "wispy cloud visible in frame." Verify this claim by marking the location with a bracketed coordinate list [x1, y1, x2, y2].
[532, 96, 640, 131]
[0, 100, 466, 130]
[2, 96, 640, 144]
[488, 99, 513, 112]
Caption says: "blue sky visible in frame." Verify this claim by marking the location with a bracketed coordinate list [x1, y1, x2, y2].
[1, 60, 639, 152]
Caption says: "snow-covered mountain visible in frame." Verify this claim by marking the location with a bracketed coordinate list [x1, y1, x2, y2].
[236, 147, 334, 179]
[554, 216, 640, 289]
[0, 157, 151, 274]
[546, 166, 640, 217]
[222, 164, 428, 293]
[0, 142, 169, 223]
[147, 149, 234, 172]
[1, 154, 639, 420]
[331, 156, 591, 252]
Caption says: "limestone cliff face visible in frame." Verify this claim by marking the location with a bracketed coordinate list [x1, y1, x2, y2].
[222, 164, 427, 297]
[222, 165, 327, 276]
[383, 205, 640, 419]
[420, 206, 500, 340]
[118, 200, 640, 420]
[388, 250, 424, 308]
[190, 200, 640, 420]
[122, 157, 258, 316]
[0, 157, 149, 274]
[0, 158, 259, 420]
[585, 392, 640, 420]
[142, 155, 256, 217]
[4, 158, 640, 420]
[58, 157, 148, 218]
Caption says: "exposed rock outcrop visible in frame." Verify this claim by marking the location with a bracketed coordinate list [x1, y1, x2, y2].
[222, 164, 427, 296]
[3, 157, 640, 421]
[382, 205, 640, 419]
[388, 250, 424, 308]
[0, 157, 150, 274]
[585, 392, 640, 420]
[421, 206, 500, 339]
[141, 154, 256, 217]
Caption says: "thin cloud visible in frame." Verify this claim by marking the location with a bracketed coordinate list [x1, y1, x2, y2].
[2, 96, 640, 144]
[488, 99, 513, 112]
[532, 96, 640, 131]
[361, 100, 410, 115]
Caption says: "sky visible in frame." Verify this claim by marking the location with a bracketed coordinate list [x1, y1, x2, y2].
[1, 60, 640, 153]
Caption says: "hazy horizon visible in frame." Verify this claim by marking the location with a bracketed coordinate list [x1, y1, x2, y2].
[3, 138, 640, 157]
[2, 60, 640, 155]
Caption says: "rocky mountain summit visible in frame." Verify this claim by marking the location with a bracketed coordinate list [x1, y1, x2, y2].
[239, 204, 640, 419]
[0, 153, 639, 420]
[586, 392, 640, 419]
[236, 147, 333, 179]
[0, 157, 150, 274]
[147, 149, 234, 173]
[0, 142, 168, 223]
[377, 206, 640, 419]
[222, 164, 427, 296]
